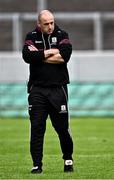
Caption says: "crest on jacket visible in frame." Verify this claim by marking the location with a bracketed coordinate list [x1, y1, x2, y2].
[52, 37, 57, 44]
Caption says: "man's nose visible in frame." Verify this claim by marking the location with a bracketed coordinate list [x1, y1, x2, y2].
[48, 24, 52, 29]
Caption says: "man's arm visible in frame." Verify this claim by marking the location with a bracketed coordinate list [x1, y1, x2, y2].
[44, 53, 64, 64]
[44, 48, 59, 58]
[22, 34, 45, 64]
[58, 31, 72, 63]
[26, 45, 64, 64]
[44, 48, 64, 64]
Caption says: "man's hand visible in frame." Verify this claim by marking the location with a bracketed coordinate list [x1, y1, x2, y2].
[45, 52, 64, 64]
[44, 48, 59, 58]
[28, 46, 64, 64]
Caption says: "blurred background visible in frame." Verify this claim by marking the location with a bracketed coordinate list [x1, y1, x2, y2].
[0, 0, 114, 117]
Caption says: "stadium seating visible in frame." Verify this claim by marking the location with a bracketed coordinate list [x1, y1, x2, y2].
[0, 83, 28, 117]
[0, 0, 114, 50]
[1, 0, 114, 13]
[0, 0, 36, 12]
[48, 0, 114, 12]
[68, 82, 114, 116]
[0, 83, 114, 117]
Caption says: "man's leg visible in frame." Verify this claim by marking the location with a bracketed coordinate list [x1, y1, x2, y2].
[48, 86, 73, 171]
[28, 87, 48, 172]
[49, 104, 73, 160]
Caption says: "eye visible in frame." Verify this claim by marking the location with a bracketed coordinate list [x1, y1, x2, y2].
[44, 23, 49, 26]
[44, 21, 54, 26]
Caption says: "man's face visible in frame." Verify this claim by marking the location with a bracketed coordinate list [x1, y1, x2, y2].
[38, 13, 54, 34]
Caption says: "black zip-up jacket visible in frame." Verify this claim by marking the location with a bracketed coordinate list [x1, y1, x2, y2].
[22, 24, 72, 90]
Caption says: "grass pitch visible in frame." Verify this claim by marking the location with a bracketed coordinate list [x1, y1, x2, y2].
[0, 117, 114, 179]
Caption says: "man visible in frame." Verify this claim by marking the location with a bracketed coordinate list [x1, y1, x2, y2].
[22, 10, 73, 173]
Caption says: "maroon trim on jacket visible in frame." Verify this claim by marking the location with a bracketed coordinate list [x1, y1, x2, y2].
[24, 40, 34, 46]
[36, 26, 41, 33]
[59, 39, 70, 45]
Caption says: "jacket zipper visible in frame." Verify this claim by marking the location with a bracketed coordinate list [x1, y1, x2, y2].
[42, 33, 51, 49]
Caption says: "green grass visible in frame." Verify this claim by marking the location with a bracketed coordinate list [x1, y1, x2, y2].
[0, 117, 114, 179]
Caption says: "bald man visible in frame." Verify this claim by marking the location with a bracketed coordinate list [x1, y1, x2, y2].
[22, 10, 74, 173]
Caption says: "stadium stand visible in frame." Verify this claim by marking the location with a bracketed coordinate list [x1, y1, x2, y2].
[48, 0, 114, 12]
[0, 0, 114, 50]
[0, 82, 114, 117]
[0, 83, 27, 117]
[0, 0, 37, 12]
[1, 0, 114, 13]
[0, 21, 12, 51]
[0, 51, 114, 117]
[69, 82, 114, 116]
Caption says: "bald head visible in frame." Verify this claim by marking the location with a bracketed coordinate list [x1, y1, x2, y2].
[38, 10, 54, 22]
[37, 10, 55, 34]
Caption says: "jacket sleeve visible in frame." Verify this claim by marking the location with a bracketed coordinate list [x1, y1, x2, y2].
[58, 31, 72, 63]
[22, 33, 45, 64]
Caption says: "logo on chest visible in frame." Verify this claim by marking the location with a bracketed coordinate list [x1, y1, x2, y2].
[51, 37, 57, 45]
[35, 40, 43, 44]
